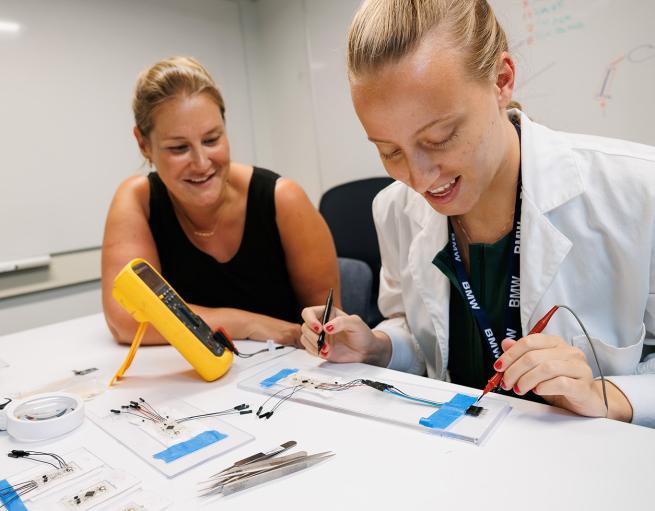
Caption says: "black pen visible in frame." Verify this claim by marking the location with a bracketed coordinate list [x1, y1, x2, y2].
[316, 288, 333, 354]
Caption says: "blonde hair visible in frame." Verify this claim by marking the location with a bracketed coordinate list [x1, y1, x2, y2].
[347, 0, 521, 109]
[133, 56, 225, 137]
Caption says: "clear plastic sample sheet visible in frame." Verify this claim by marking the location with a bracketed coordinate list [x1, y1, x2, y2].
[87, 393, 254, 477]
[238, 363, 511, 445]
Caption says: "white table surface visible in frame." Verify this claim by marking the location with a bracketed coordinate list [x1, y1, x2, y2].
[1, 313, 654, 510]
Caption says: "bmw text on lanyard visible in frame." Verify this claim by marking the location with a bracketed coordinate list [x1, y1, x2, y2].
[449, 124, 522, 360]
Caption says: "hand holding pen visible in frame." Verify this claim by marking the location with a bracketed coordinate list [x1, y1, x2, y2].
[316, 288, 334, 356]
[299, 293, 393, 366]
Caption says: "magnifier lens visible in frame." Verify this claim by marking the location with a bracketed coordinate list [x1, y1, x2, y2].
[13, 395, 78, 421]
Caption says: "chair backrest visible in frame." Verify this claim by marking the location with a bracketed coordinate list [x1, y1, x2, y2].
[319, 177, 394, 277]
[320, 177, 394, 326]
[338, 257, 373, 321]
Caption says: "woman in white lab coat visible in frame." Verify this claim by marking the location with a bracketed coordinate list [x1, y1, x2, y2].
[300, 0, 655, 427]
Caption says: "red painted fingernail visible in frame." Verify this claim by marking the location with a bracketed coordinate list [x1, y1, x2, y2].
[513, 384, 521, 394]
[320, 345, 328, 356]
[313, 325, 320, 333]
[326, 325, 334, 333]
[501, 379, 508, 390]
[494, 359, 503, 371]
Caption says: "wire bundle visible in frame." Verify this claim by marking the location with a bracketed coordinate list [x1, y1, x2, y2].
[255, 376, 445, 419]
[110, 397, 252, 425]
[1, 451, 70, 509]
[256, 385, 305, 419]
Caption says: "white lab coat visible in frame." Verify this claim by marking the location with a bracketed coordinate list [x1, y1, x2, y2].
[372, 110, 655, 427]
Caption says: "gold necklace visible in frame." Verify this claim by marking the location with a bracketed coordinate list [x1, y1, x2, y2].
[454, 214, 514, 244]
[175, 205, 220, 238]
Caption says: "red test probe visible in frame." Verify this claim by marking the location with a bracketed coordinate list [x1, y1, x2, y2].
[475, 305, 560, 403]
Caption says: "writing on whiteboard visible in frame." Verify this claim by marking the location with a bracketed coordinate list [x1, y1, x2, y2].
[598, 43, 655, 112]
[512, 0, 584, 50]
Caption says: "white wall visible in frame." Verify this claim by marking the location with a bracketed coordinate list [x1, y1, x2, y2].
[0, 0, 256, 265]
[0, 281, 101, 336]
[239, 0, 386, 204]
[239, 0, 324, 203]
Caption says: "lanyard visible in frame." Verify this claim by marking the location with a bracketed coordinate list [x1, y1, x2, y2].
[449, 168, 522, 361]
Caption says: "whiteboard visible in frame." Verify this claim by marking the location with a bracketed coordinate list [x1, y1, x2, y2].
[303, 0, 655, 193]
[0, 0, 255, 264]
[490, 0, 655, 145]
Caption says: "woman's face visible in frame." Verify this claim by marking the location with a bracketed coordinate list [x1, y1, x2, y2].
[139, 92, 230, 209]
[350, 34, 514, 217]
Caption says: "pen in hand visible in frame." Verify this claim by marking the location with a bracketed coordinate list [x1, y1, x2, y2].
[316, 288, 334, 355]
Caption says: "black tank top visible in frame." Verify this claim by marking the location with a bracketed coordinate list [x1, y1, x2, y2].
[147, 168, 301, 323]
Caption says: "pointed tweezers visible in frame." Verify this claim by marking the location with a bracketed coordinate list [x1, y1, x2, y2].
[199, 451, 334, 496]
[206, 440, 297, 480]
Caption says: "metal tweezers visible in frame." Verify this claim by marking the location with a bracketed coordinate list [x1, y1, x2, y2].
[199, 441, 334, 496]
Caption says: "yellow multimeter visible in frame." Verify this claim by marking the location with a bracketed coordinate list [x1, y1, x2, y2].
[110, 258, 234, 385]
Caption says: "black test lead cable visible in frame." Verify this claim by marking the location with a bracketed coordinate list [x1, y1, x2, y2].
[554, 305, 608, 412]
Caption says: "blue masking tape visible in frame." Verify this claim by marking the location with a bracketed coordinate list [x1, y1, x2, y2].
[0, 480, 28, 511]
[419, 393, 477, 430]
[260, 368, 298, 388]
[153, 430, 227, 463]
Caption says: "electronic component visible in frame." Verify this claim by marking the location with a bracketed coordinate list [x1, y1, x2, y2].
[111, 258, 235, 384]
[62, 481, 110, 508]
[466, 405, 484, 417]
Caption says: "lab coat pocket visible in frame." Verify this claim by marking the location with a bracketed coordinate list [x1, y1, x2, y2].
[571, 323, 645, 377]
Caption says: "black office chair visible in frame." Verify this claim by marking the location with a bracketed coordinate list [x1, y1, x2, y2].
[319, 176, 394, 326]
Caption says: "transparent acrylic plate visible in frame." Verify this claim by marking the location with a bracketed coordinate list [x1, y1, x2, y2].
[238, 363, 510, 445]
[95, 488, 171, 511]
[1, 447, 105, 503]
[28, 468, 139, 511]
[86, 393, 254, 477]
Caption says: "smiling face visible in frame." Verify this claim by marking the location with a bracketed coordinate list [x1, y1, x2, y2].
[136, 92, 230, 209]
[350, 31, 515, 217]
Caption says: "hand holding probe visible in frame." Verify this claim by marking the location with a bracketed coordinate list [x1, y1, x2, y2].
[475, 305, 560, 403]
[316, 288, 334, 354]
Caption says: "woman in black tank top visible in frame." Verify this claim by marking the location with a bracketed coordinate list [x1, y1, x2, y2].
[102, 56, 339, 347]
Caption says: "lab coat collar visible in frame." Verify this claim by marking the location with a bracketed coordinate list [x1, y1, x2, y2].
[514, 110, 582, 330]
[514, 109, 584, 213]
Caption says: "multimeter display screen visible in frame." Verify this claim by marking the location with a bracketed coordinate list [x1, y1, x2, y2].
[135, 261, 168, 294]
[133, 262, 224, 356]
